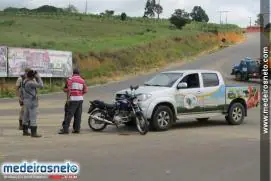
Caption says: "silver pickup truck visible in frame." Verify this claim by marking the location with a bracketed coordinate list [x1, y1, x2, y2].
[115, 70, 260, 131]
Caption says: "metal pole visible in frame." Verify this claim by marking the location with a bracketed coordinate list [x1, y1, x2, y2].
[218, 10, 230, 24]
[249, 17, 252, 27]
[220, 12, 222, 24]
[158, 0, 160, 19]
[85, 0, 88, 14]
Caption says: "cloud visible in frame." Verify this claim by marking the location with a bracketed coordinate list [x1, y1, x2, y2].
[0, 0, 261, 27]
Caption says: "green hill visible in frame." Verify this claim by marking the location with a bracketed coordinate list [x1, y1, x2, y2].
[0, 9, 244, 97]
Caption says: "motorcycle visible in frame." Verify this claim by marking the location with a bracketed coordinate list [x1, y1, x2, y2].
[87, 85, 149, 135]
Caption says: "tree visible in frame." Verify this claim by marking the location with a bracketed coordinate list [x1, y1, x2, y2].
[265, 23, 271, 30]
[154, 3, 163, 19]
[105, 10, 114, 16]
[121, 12, 127, 21]
[169, 9, 191, 29]
[190, 6, 209, 22]
[255, 13, 264, 26]
[143, 0, 155, 18]
[64, 4, 78, 13]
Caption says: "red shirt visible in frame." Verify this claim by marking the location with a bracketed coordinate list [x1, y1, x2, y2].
[64, 74, 88, 101]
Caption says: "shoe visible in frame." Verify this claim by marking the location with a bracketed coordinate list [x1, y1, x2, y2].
[19, 120, 23, 130]
[58, 128, 69, 134]
[22, 125, 30, 136]
[72, 130, 80, 134]
[30, 126, 42, 138]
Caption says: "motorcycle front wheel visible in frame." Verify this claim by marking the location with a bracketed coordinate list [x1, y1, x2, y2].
[88, 109, 108, 131]
[135, 112, 149, 135]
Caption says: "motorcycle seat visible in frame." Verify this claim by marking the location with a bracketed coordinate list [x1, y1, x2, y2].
[104, 103, 115, 109]
[92, 100, 115, 109]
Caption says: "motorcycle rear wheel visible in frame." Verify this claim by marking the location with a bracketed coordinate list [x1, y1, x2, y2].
[135, 112, 149, 135]
[88, 109, 108, 131]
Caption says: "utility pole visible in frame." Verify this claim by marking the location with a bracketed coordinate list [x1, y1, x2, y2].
[225, 11, 228, 24]
[218, 10, 230, 24]
[218, 11, 222, 24]
[158, 0, 160, 19]
[249, 17, 252, 27]
[85, 0, 88, 14]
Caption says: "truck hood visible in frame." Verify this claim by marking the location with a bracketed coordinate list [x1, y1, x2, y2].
[116, 86, 171, 95]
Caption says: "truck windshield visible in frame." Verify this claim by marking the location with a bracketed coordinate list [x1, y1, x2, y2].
[144, 73, 183, 87]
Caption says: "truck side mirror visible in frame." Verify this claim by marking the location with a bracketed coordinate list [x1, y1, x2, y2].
[177, 82, 187, 89]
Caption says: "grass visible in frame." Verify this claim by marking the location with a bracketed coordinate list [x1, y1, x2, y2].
[0, 13, 244, 98]
[264, 31, 271, 42]
[0, 14, 181, 53]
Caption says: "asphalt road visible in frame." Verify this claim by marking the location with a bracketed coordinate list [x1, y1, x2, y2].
[0, 33, 267, 181]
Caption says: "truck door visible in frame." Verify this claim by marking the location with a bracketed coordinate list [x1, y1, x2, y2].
[201, 72, 225, 113]
[175, 73, 204, 114]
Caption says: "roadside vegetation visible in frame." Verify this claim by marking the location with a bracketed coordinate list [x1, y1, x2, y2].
[0, 2, 244, 97]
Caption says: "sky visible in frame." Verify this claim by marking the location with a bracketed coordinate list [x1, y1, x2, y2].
[0, 0, 267, 27]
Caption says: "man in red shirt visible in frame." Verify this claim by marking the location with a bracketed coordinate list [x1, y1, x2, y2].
[59, 68, 88, 134]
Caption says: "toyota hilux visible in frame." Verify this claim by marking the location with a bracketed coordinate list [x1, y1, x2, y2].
[115, 70, 260, 131]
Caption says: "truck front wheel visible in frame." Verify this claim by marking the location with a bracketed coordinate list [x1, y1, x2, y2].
[226, 103, 245, 125]
[151, 106, 173, 131]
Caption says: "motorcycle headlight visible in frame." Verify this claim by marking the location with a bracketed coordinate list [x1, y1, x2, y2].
[137, 93, 152, 101]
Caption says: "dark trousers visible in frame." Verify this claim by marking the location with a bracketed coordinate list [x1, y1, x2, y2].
[62, 100, 83, 131]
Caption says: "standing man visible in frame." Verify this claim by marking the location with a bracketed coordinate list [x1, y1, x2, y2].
[59, 68, 88, 134]
[15, 68, 31, 130]
[21, 70, 44, 137]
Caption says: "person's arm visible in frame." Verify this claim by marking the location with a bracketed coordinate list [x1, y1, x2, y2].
[63, 79, 70, 101]
[83, 81, 88, 94]
[15, 77, 22, 97]
[28, 74, 44, 88]
[63, 79, 69, 93]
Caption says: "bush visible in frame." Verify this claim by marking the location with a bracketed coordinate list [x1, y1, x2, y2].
[170, 16, 190, 29]
[120, 12, 127, 21]
[0, 20, 15, 26]
[169, 9, 191, 29]
[182, 21, 241, 33]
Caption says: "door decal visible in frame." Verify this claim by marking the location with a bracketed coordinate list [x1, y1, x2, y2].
[183, 94, 198, 110]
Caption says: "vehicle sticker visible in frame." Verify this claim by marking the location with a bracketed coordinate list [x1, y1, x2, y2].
[183, 94, 198, 110]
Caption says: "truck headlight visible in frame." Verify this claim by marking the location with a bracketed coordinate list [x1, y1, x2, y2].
[137, 94, 152, 101]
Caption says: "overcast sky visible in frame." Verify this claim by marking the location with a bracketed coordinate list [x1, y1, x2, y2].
[0, 0, 265, 27]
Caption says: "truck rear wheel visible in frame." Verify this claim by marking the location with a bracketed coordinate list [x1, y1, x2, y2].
[151, 106, 173, 131]
[226, 103, 245, 125]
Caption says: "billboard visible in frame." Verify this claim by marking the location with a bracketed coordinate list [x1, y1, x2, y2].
[8, 48, 73, 77]
[0, 46, 8, 77]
